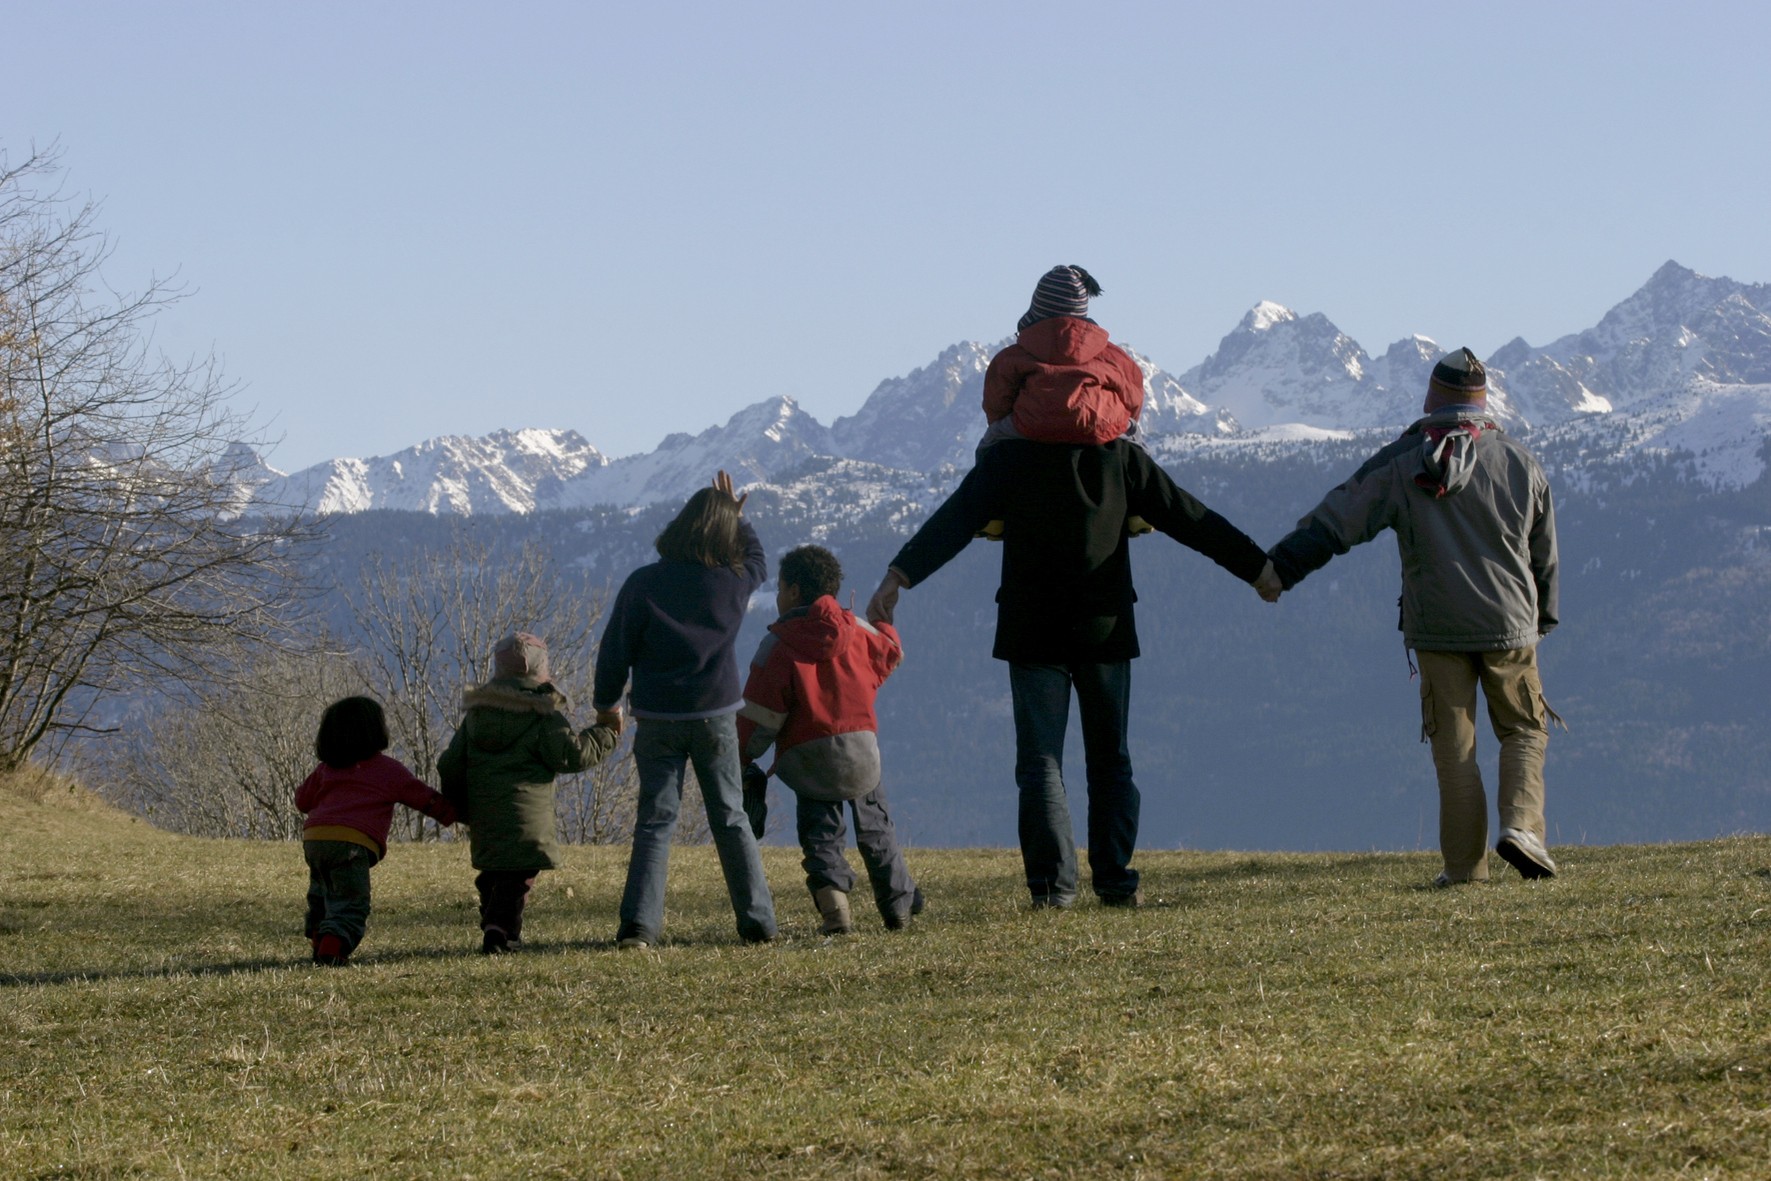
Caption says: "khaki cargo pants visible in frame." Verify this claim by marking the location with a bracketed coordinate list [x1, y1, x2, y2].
[1416, 646, 1550, 882]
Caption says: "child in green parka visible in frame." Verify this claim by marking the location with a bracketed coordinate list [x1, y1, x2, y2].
[438, 632, 618, 954]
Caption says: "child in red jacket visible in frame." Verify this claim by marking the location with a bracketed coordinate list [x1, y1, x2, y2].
[976, 265, 1153, 539]
[295, 696, 456, 965]
[979, 265, 1148, 452]
[738, 545, 923, 935]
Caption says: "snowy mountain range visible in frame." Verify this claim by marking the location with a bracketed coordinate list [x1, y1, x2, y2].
[236, 261, 1771, 516]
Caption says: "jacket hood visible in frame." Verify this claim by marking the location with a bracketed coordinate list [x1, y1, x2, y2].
[1413, 410, 1500, 499]
[1016, 316, 1110, 366]
[459, 678, 567, 753]
[769, 595, 849, 663]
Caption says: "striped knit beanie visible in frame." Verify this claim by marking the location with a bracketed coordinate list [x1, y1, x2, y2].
[1017, 265, 1102, 332]
[1424, 347, 1488, 412]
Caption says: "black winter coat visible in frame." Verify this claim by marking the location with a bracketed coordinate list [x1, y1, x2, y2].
[888, 441, 1267, 663]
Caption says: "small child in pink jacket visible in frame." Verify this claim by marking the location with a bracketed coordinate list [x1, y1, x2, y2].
[295, 696, 456, 966]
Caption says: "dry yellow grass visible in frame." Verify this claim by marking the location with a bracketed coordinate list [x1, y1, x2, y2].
[3, 774, 1769, 1179]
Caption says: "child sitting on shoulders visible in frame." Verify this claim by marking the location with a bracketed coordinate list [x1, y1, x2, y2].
[979, 264, 1148, 453]
[738, 545, 923, 935]
[296, 696, 457, 967]
[438, 632, 618, 955]
[977, 264, 1152, 538]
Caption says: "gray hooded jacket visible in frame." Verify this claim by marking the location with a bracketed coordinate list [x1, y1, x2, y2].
[1269, 409, 1559, 652]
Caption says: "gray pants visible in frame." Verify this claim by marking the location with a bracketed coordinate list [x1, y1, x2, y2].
[796, 786, 917, 923]
[1417, 647, 1551, 882]
[304, 840, 375, 953]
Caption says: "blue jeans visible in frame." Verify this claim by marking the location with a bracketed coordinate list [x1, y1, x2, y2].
[797, 787, 918, 923]
[1009, 661, 1140, 903]
[304, 840, 375, 953]
[619, 715, 777, 943]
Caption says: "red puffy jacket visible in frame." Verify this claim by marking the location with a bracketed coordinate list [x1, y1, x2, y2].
[736, 596, 901, 802]
[982, 317, 1146, 445]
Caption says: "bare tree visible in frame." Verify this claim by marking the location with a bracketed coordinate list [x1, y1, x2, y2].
[0, 144, 313, 771]
[94, 642, 366, 838]
[348, 527, 647, 842]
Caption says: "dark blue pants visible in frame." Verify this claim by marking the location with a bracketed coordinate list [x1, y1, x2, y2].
[796, 786, 918, 923]
[303, 840, 375, 953]
[1008, 661, 1140, 904]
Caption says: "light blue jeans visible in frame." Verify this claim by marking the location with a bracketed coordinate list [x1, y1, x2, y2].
[618, 714, 777, 944]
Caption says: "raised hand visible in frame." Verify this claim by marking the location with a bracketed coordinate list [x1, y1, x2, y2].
[713, 470, 748, 513]
[1254, 559, 1284, 604]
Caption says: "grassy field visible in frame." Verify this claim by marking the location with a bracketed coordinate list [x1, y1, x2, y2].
[3, 772, 1769, 1180]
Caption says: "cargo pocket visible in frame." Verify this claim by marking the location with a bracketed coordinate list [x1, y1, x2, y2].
[1418, 678, 1436, 744]
[1492, 663, 1547, 732]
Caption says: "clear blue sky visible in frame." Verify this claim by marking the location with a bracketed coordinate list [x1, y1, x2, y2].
[7, 1, 1769, 470]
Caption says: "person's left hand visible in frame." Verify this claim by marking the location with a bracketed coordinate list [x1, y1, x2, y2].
[1254, 559, 1285, 604]
[714, 470, 748, 512]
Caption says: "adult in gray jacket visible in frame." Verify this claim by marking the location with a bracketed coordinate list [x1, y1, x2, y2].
[1261, 348, 1561, 886]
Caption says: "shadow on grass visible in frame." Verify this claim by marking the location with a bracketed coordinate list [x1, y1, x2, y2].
[0, 930, 820, 987]
[0, 943, 481, 988]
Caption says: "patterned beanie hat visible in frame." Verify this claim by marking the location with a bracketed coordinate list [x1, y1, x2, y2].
[493, 632, 550, 682]
[1424, 347, 1488, 412]
[1018, 265, 1103, 332]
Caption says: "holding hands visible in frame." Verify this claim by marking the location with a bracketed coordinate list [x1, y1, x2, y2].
[1254, 559, 1284, 604]
[866, 567, 909, 625]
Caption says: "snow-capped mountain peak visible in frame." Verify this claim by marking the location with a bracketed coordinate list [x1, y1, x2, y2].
[543, 395, 835, 511]
[1241, 300, 1298, 333]
[252, 427, 605, 515]
[232, 262, 1771, 516]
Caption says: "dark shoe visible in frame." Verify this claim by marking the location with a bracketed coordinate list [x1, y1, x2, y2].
[313, 934, 350, 966]
[481, 927, 520, 955]
[1496, 828, 1557, 879]
[881, 893, 916, 930]
[1030, 893, 1075, 910]
[1099, 889, 1144, 909]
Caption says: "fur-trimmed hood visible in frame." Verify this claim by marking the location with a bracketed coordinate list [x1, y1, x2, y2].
[457, 677, 570, 755]
[462, 676, 569, 715]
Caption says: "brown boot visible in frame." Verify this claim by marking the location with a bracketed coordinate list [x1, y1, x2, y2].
[813, 886, 853, 936]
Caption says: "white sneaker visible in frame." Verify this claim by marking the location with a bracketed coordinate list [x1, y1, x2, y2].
[616, 936, 651, 950]
[1495, 828, 1557, 879]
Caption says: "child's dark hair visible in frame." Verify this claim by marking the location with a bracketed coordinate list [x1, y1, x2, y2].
[779, 545, 842, 602]
[655, 487, 745, 570]
[315, 696, 391, 769]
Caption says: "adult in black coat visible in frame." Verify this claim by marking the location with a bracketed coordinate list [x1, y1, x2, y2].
[867, 439, 1273, 907]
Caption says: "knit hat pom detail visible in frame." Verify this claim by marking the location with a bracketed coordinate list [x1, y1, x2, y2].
[1019, 265, 1101, 331]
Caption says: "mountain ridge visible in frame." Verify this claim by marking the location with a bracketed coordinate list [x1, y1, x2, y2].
[236, 261, 1771, 514]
